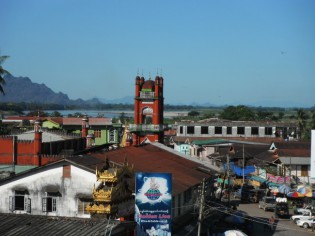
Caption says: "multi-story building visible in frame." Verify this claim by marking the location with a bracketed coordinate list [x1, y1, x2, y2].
[176, 119, 298, 140]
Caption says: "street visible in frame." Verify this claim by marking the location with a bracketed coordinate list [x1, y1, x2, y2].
[174, 199, 315, 236]
[238, 202, 315, 236]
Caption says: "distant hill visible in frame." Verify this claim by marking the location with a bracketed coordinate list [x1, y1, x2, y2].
[0, 75, 101, 105]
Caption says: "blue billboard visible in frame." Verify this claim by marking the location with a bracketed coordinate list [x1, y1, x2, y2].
[135, 172, 172, 236]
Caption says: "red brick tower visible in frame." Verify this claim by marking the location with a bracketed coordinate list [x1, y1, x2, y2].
[34, 117, 42, 165]
[131, 75, 164, 145]
[82, 114, 89, 138]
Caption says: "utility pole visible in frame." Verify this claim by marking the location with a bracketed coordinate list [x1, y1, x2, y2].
[197, 178, 205, 236]
[227, 154, 231, 207]
[242, 144, 245, 184]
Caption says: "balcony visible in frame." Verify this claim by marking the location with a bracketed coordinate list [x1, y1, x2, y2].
[129, 124, 165, 132]
[139, 91, 155, 99]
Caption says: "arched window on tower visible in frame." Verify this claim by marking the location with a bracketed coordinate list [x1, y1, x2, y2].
[142, 107, 153, 125]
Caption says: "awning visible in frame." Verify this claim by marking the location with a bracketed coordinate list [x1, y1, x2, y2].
[250, 176, 281, 187]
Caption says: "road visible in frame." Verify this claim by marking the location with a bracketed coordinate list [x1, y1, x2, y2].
[238, 202, 315, 236]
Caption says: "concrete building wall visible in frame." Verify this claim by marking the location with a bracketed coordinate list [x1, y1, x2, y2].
[0, 165, 95, 218]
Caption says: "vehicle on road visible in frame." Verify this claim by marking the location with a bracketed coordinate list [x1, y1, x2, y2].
[274, 198, 290, 218]
[275, 202, 289, 218]
[297, 218, 315, 228]
[258, 196, 276, 211]
[291, 211, 313, 224]
[294, 205, 314, 215]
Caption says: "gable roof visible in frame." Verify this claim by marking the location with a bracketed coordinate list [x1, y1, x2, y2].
[270, 141, 311, 157]
[90, 143, 215, 195]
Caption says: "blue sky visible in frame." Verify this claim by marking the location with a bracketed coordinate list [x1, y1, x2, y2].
[1, 0, 314, 107]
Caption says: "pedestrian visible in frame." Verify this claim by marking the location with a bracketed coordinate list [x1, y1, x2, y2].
[269, 216, 275, 231]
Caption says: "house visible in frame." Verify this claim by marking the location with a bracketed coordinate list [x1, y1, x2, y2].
[0, 155, 136, 219]
[0, 117, 86, 176]
[0, 158, 96, 218]
[2, 116, 122, 146]
[0, 142, 218, 229]
[175, 119, 299, 140]
[271, 141, 311, 184]
[90, 142, 218, 219]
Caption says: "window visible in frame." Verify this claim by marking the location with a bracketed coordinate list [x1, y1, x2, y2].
[42, 192, 60, 213]
[227, 127, 232, 135]
[94, 130, 101, 138]
[78, 198, 93, 215]
[215, 127, 222, 134]
[301, 166, 308, 177]
[184, 189, 192, 203]
[9, 190, 31, 213]
[201, 126, 208, 134]
[179, 126, 183, 134]
[187, 126, 195, 134]
[108, 129, 116, 143]
[237, 127, 245, 135]
[265, 127, 273, 135]
[251, 127, 259, 135]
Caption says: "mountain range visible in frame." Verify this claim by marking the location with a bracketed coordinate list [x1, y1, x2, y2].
[0, 75, 130, 105]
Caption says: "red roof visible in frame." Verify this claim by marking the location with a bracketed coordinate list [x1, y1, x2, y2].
[142, 80, 155, 90]
[91, 144, 212, 195]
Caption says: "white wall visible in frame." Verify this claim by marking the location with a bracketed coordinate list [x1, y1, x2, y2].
[0, 165, 96, 218]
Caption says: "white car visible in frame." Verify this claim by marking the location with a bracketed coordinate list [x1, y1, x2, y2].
[297, 218, 315, 228]
[291, 211, 313, 224]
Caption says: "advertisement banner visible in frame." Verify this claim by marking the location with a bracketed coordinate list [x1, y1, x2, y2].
[135, 172, 172, 236]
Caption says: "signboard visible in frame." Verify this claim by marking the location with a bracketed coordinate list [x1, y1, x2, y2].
[135, 172, 172, 236]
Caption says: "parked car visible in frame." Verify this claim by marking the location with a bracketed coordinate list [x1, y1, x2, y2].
[297, 218, 315, 228]
[291, 211, 313, 224]
[258, 196, 276, 211]
[294, 205, 314, 215]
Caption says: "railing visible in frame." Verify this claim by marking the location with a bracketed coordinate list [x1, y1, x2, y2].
[129, 124, 165, 132]
[140, 92, 155, 99]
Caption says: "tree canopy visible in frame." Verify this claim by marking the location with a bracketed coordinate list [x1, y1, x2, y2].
[220, 105, 255, 121]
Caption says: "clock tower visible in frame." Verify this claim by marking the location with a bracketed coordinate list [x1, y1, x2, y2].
[130, 75, 164, 146]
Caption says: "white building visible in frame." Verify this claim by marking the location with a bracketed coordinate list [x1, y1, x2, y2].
[0, 158, 96, 218]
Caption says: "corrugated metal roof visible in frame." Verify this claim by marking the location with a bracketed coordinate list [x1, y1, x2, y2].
[90, 143, 217, 195]
[279, 157, 310, 165]
[192, 139, 228, 145]
[16, 131, 66, 142]
[0, 213, 132, 236]
[62, 117, 112, 125]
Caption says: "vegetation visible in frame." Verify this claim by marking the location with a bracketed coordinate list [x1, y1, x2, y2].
[1, 100, 315, 140]
[0, 54, 11, 94]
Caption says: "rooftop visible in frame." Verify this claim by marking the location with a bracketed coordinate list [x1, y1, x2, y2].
[0, 213, 133, 236]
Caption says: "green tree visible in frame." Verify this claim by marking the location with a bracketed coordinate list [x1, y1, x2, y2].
[188, 110, 200, 117]
[220, 105, 255, 121]
[49, 111, 63, 117]
[0, 55, 11, 94]
[297, 109, 308, 140]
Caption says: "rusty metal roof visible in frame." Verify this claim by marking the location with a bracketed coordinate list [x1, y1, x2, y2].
[89, 143, 213, 195]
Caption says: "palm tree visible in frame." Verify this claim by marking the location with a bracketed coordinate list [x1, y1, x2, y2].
[0, 55, 11, 94]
